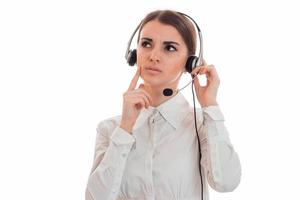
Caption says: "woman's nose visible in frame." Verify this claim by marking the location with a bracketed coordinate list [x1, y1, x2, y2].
[149, 47, 161, 63]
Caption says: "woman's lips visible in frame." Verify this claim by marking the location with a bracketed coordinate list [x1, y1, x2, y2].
[145, 67, 162, 74]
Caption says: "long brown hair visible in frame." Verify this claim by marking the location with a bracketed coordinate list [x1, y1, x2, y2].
[137, 10, 197, 56]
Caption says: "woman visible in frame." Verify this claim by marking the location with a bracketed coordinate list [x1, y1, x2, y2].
[86, 10, 241, 200]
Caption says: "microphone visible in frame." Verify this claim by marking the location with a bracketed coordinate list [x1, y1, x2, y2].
[163, 88, 173, 96]
[162, 74, 199, 96]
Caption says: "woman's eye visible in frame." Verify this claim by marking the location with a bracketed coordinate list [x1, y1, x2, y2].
[141, 41, 151, 48]
[165, 45, 177, 52]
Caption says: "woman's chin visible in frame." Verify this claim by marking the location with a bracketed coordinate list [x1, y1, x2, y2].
[141, 77, 164, 87]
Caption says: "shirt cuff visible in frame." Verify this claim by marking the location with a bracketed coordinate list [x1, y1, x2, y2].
[110, 126, 136, 146]
[202, 105, 225, 121]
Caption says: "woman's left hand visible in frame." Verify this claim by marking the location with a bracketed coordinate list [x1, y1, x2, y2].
[191, 59, 220, 107]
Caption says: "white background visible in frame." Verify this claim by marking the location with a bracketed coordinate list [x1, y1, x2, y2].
[1, 0, 300, 199]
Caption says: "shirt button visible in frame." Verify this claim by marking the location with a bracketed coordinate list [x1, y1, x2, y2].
[149, 117, 154, 123]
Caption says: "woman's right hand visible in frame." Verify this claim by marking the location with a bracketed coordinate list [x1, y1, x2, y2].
[120, 66, 152, 133]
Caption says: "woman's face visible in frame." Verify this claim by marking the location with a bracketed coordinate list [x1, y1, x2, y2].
[137, 20, 188, 88]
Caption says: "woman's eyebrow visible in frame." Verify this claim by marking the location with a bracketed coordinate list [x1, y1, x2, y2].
[141, 37, 152, 42]
[163, 41, 180, 46]
[141, 37, 180, 46]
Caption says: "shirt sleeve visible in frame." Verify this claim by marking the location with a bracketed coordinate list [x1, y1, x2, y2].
[199, 105, 242, 192]
[85, 121, 136, 200]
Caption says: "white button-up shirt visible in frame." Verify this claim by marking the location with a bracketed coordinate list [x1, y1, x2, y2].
[85, 92, 241, 200]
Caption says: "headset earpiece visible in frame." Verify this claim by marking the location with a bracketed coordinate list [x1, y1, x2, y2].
[126, 49, 137, 66]
[185, 55, 199, 73]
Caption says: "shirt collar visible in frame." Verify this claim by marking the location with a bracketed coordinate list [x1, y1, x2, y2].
[134, 92, 191, 130]
[156, 92, 191, 129]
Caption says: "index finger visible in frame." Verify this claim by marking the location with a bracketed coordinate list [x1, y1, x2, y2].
[127, 66, 141, 91]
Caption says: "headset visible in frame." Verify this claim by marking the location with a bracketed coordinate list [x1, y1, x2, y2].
[125, 11, 205, 200]
[125, 12, 203, 73]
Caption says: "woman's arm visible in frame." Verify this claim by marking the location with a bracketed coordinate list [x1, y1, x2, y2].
[191, 60, 241, 192]
[85, 120, 136, 200]
[199, 105, 242, 192]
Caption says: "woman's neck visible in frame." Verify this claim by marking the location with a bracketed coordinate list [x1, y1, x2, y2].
[143, 83, 178, 107]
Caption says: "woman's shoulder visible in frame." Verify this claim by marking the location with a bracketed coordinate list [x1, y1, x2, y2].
[187, 106, 204, 117]
[183, 106, 204, 124]
[95, 115, 122, 134]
